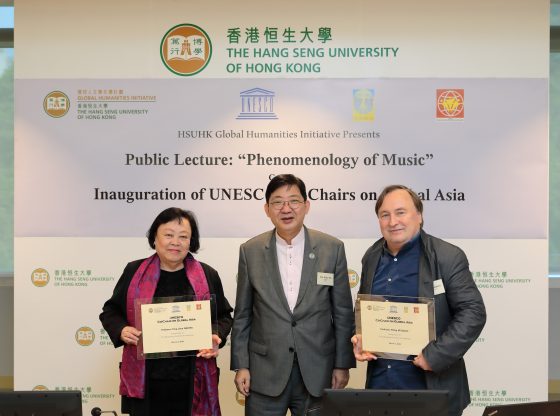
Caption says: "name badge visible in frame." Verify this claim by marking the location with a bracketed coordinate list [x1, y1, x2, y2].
[317, 272, 334, 286]
[433, 279, 445, 295]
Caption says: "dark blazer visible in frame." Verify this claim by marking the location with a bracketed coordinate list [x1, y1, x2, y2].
[359, 230, 486, 416]
[231, 227, 356, 397]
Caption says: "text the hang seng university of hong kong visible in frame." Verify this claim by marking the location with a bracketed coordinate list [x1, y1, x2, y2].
[225, 25, 399, 74]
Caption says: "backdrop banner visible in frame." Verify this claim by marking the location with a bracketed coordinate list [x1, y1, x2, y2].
[14, 1, 549, 415]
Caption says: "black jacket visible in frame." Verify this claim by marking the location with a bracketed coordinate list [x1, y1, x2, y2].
[360, 230, 486, 416]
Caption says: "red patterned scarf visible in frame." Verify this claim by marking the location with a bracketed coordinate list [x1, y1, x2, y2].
[120, 253, 221, 415]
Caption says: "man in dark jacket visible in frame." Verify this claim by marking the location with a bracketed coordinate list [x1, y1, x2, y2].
[353, 184, 486, 416]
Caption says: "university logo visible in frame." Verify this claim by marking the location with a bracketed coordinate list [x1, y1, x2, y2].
[348, 269, 360, 289]
[75, 326, 95, 346]
[352, 88, 375, 121]
[237, 88, 278, 120]
[160, 24, 212, 76]
[436, 89, 464, 120]
[43, 91, 70, 118]
[31, 268, 50, 287]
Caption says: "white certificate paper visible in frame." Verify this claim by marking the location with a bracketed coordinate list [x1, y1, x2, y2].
[360, 299, 431, 357]
[140, 300, 212, 354]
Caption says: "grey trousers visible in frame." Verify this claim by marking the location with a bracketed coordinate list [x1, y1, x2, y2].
[245, 358, 322, 416]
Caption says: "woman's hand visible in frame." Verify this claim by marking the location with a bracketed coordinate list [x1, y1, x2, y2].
[351, 334, 378, 362]
[197, 334, 221, 359]
[120, 326, 142, 345]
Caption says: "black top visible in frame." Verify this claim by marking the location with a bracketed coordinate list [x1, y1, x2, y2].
[150, 268, 193, 380]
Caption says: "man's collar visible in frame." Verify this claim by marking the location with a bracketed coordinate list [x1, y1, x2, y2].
[383, 231, 421, 257]
[276, 226, 305, 247]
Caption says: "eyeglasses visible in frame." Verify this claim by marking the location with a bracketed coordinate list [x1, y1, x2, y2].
[269, 199, 305, 210]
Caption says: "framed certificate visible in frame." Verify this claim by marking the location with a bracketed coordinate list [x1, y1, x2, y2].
[134, 295, 216, 359]
[355, 294, 436, 361]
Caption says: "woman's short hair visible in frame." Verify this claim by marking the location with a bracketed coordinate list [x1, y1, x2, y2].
[146, 207, 200, 253]
[265, 174, 307, 202]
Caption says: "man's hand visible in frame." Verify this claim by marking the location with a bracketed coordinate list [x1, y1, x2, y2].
[234, 368, 251, 397]
[351, 334, 377, 362]
[412, 352, 433, 371]
[331, 368, 350, 389]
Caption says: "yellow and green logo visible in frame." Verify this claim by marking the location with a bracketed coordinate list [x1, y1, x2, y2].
[160, 24, 212, 76]
[353, 89, 375, 122]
